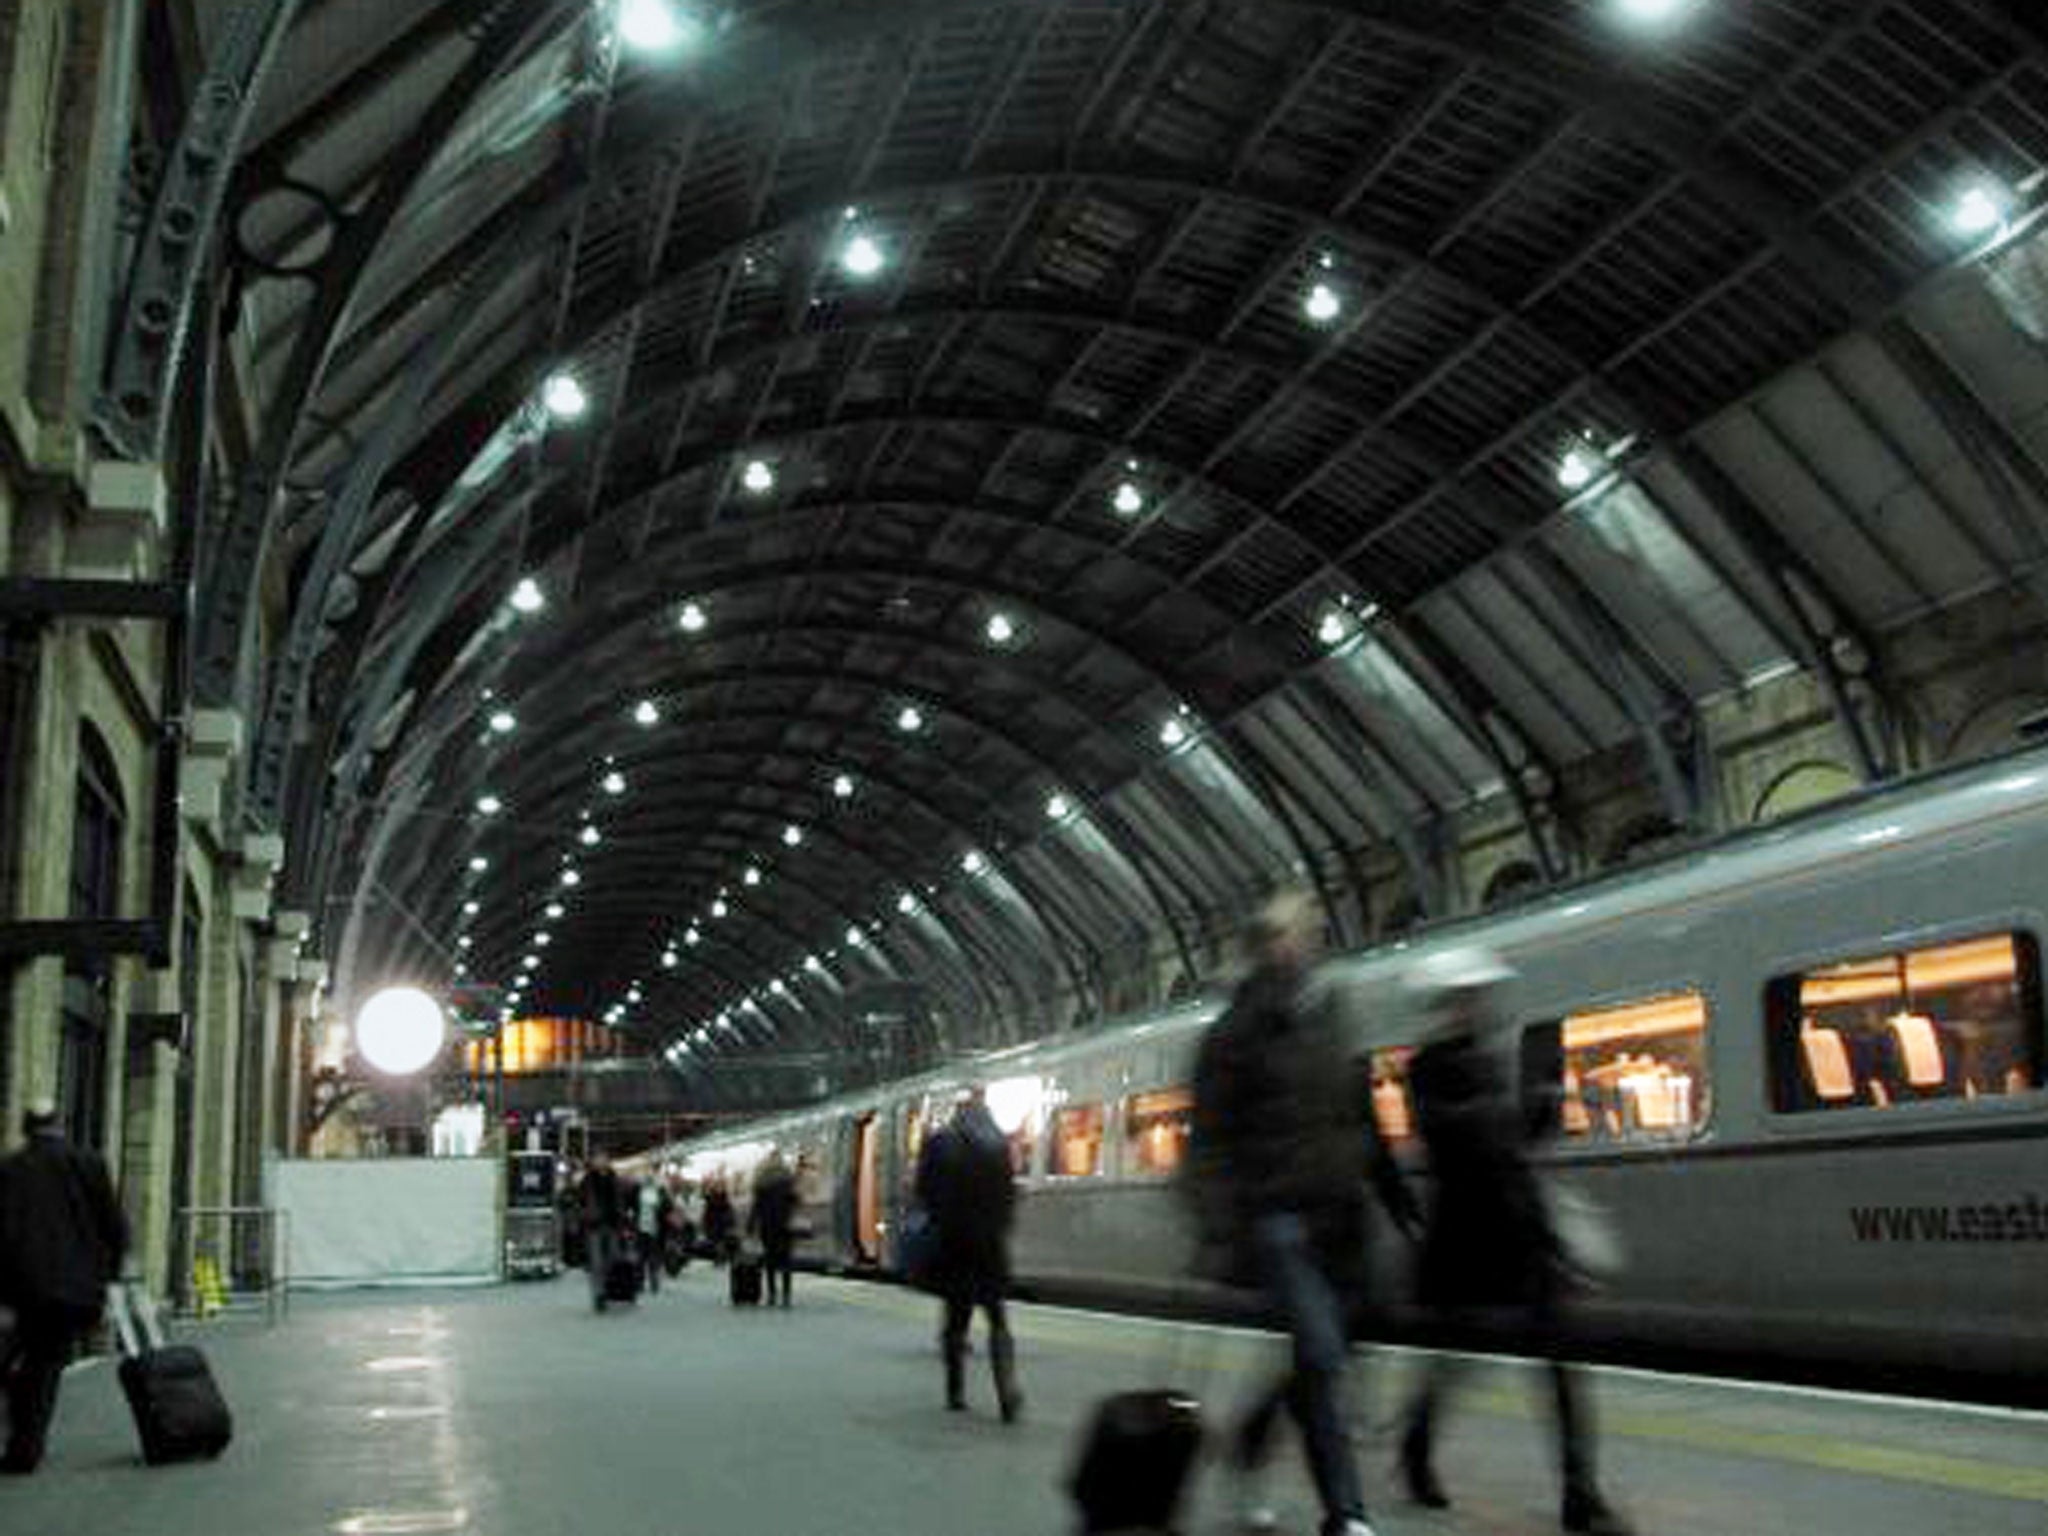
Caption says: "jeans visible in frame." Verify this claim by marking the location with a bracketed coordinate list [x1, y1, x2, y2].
[586, 1228, 618, 1307]
[1240, 1212, 1366, 1529]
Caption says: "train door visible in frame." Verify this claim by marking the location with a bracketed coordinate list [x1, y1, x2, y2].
[854, 1113, 882, 1262]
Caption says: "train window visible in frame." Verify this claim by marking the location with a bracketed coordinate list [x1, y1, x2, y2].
[1524, 991, 1710, 1145]
[1051, 1105, 1106, 1177]
[1766, 933, 2043, 1113]
[1124, 1087, 1194, 1175]
[1369, 1048, 1417, 1147]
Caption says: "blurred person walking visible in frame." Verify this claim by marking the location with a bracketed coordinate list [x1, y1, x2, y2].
[581, 1151, 629, 1312]
[1396, 948, 1632, 1536]
[0, 1101, 128, 1473]
[1190, 890, 1417, 1536]
[635, 1176, 671, 1295]
[748, 1150, 799, 1307]
[915, 1088, 1023, 1421]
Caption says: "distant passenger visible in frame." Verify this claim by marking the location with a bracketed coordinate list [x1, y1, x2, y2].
[915, 1088, 1023, 1421]
[1190, 889, 1417, 1536]
[703, 1180, 737, 1264]
[581, 1151, 627, 1313]
[1396, 947, 1632, 1536]
[0, 1100, 128, 1473]
[636, 1176, 671, 1295]
[748, 1150, 799, 1307]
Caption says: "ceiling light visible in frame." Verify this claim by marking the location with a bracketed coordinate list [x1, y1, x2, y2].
[1303, 281, 1343, 325]
[1952, 181, 2012, 238]
[462, 901, 479, 916]
[542, 372, 588, 421]
[456, 936, 472, 950]
[509, 578, 544, 614]
[897, 704, 924, 733]
[742, 459, 775, 494]
[454, 962, 467, 978]
[545, 902, 564, 920]
[662, 949, 678, 968]
[841, 232, 885, 278]
[711, 899, 728, 918]
[677, 602, 707, 632]
[1112, 480, 1145, 517]
[522, 955, 539, 970]
[832, 773, 854, 799]
[488, 711, 516, 734]
[1159, 717, 1189, 749]
[782, 824, 803, 847]
[1318, 608, 1350, 646]
[1046, 793, 1070, 820]
[1614, 0, 1700, 25]
[685, 928, 701, 945]
[559, 868, 581, 888]
[476, 795, 502, 816]
[1557, 447, 1597, 492]
[617, 0, 701, 55]
[580, 825, 601, 847]
[602, 771, 626, 795]
[984, 612, 1016, 645]
[742, 866, 762, 887]
[534, 932, 551, 946]
[770, 979, 788, 996]
[962, 850, 986, 875]
[804, 955, 823, 973]
[469, 856, 489, 873]
[845, 927, 866, 947]
[896, 892, 917, 915]
[627, 987, 643, 1004]
[633, 699, 660, 726]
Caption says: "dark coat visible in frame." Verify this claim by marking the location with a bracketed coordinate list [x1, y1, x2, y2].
[1190, 962, 1414, 1289]
[1409, 1030, 1557, 1308]
[581, 1166, 627, 1231]
[0, 1130, 128, 1311]
[749, 1164, 798, 1244]
[914, 1103, 1015, 1288]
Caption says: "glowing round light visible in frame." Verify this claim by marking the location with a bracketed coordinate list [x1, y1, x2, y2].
[1046, 793, 1070, 820]
[1159, 717, 1189, 749]
[509, 578, 544, 614]
[711, 899, 728, 919]
[783, 824, 803, 847]
[962, 850, 987, 875]
[770, 979, 788, 996]
[522, 954, 540, 970]
[1304, 281, 1342, 324]
[841, 233, 885, 278]
[677, 601, 707, 633]
[845, 926, 866, 948]
[633, 699, 660, 727]
[546, 902, 565, 920]
[1557, 448, 1596, 492]
[1614, 0, 1699, 25]
[580, 825, 601, 847]
[662, 949, 679, 969]
[462, 901, 480, 916]
[560, 868, 581, 888]
[355, 987, 448, 1076]
[456, 935, 472, 950]
[618, 0, 691, 54]
[832, 773, 854, 799]
[897, 705, 924, 733]
[804, 954, 823, 973]
[542, 372, 588, 421]
[743, 866, 762, 887]
[602, 771, 626, 795]
[469, 856, 490, 873]
[686, 928, 701, 946]
[534, 932, 552, 947]
[1112, 480, 1145, 517]
[627, 987, 643, 1005]
[742, 459, 775, 494]
[985, 612, 1015, 645]
[476, 795, 502, 816]
[1318, 609, 1349, 646]
[896, 892, 917, 915]
[488, 711, 516, 734]
[1953, 182, 2011, 238]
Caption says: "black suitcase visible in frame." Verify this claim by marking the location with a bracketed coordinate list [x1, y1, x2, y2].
[109, 1286, 232, 1465]
[605, 1255, 642, 1303]
[1068, 1388, 1204, 1534]
[729, 1258, 763, 1306]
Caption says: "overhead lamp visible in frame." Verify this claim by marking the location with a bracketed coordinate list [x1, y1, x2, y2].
[355, 987, 447, 1077]
[542, 372, 588, 421]
[1303, 280, 1343, 325]
[662, 949, 679, 969]
[476, 795, 503, 816]
[534, 932, 552, 947]
[1557, 447, 1597, 492]
[717, 1012, 734, 1033]
[1159, 717, 1189, 749]
[896, 704, 924, 733]
[804, 954, 823, 973]
[1045, 793, 1070, 821]
[832, 773, 855, 799]
[984, 612, 1016, 646]
[1952, 181, 2012, 239]
[685, 927, 701, 945]
[1318, 608, 1350, 646]
[770, 979, 788, 996]
[1112, 480, 1145, 517]
[545, 902, 565, 920]
[616, 0, 697, 55]
[509, 578, 545, 614]
[896, 892, 918, 915]
[783, 824, 803, 847]
[711, 899, 729, 918]
[559, 868, 582, 888]
[742, 458, 776, 494]
[845, 927, 866, 948]
[633, 699, 660, 727]
[841, 232, 886, 279]
[743, 866, 762, 887]
[579, 825, 601, 847]
[488, 711, 516, 735]
[456, 935, 473, 950]
[469, 856, 490, 873]
[522, 954, 540, 970]
[462, 900, 480, 916]
[677, 602, 707, 633]
[962, 849, 987, 875]
[627, 987, 643, 1005]
[453, 962, 467, 978]
[602, 770, 626, 795]
[1614, 0, 1700, 26]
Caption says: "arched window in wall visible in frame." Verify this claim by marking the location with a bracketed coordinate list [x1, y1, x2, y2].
[1481, 859, 1544, 912]
[63, 725, 126, 1148]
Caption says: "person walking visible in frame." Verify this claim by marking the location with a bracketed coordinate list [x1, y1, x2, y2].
[635, 1176, 670, 1295]
[581, 1151, 628, 1312]
[748, 1150, 799, 1307]
[702, 1179, 736, 1265]
[915, 1088, 1023, 1421]
[1190, 890, 1417, 1536]
[1396, 948, 1632, 1536]
[0, 1100, 129, 1473]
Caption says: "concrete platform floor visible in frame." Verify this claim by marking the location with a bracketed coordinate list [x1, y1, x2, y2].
[4, 1268, 2045, 1535]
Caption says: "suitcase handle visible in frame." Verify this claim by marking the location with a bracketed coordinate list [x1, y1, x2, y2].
[106, 1281, 167, 1357]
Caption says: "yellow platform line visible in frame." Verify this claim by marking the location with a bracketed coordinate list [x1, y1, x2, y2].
[823, 1280, 2048, 1505]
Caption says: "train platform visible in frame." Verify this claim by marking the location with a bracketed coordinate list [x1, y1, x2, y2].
[3, 1271, 2044, 1536]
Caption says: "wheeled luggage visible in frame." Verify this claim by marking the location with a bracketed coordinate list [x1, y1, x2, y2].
[729, 1257, 763, 1306]
[1068, 1388, 1203, 1534]
[108, 1284, 233, 1466]
[605, 1254, 642, 1303]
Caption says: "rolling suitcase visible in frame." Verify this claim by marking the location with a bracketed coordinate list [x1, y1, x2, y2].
[108, 1284, 233, 1466]
[605, 1250, 642, 1304]
[1068, 1388, 1204, 1533]
[729, 1257, 763, 1306]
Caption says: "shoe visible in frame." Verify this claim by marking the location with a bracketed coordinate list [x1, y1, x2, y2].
[1400, 1432, 1450, 1509]
[1562, 1488, 1632, 1535]
[1230, 1456, 1277, 1531]
[1321, 1519, 1377, 1536]
[0, 1450, 40, 1476]
[946, 1395, 967, 1412]
[998, 1391, 1024, 1425]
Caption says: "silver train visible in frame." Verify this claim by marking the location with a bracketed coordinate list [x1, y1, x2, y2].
[630, 747, 2048, 1396]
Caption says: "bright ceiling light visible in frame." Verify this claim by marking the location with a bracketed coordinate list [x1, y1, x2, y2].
[453, 962, 467, 977]
[677, 602, 707, 633]
[462, 900, 480, 916]
[841, 232, 885, 278]
[1615, 0, 1700, 25]
[742, 458, 775, 494]
[617, 0, 692, 54]
[845, 927, 866, 947]
[896, 892, 918, 915]
[476, 795, 502, 816]
[469, 856, 489, 873]
[580, 825, 601, 847]
[783, 824, 803, 847]
[602, 770, 626, 795]
[962, 850, 986, 875]
[1112, 480, 1145, 517]
[769, 979, 788, 996]
[685, 927, 701, 946]
[897, 704, 924, 733]
[662, 949, 678, 968]
[355, 987, 447, 1077]
[1159, 717, 1189, 749]
[1045, 793, 1070, 820]
[804, 954, 823, 973]
[1557, 447, 1597, 492]
[742, 866, 762, 887]
[534, 933, 552, 948]
[546, 902, 565, 920]
[627, 987, 643, 1004]
[559, 868, 581, 888]
[542, 372, 588, 421]
[509, 577, 544, 614]
[1303, 281, 1343, 324]
[1318, 608, 1350, 646]
[488, 710, 516, 734]
[1952, 181, 2012, 238]
[633, 699, 660, 727]
[522, 955, 540, 970]
[456, 935, 472, 950]
[711, 899, 728, 918]
[832, 773, 854, 799]
[985, 612, 1015, 645]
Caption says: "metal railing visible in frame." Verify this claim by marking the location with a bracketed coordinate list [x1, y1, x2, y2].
[173, 1205, 289, 1324]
